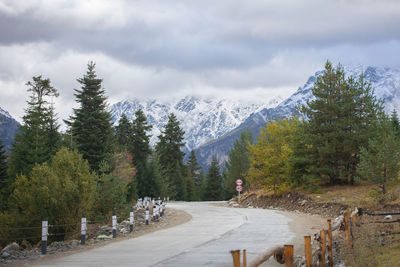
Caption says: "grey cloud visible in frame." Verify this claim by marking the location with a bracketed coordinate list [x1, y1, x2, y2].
[1, 0, 400, 71]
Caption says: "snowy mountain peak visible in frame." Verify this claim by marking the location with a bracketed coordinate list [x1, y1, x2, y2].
[195, 65, 400, 167]
[109, 95, 282, 152]
[0, 107, 12, 119]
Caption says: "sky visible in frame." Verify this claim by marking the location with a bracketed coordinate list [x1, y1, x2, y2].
[1, 0, 400, 125]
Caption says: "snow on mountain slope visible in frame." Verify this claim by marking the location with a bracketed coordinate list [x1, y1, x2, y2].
[195, 66, 400, 167]
[245, 65, 400, 127]
[110, 96, 282, 152]
[0, 106, 20, 152]
[0, 107, 12, 119]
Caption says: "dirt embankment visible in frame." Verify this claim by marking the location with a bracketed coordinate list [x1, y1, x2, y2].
[236, 191, 348, 218]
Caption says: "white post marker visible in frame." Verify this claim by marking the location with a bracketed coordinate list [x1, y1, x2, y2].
[145, 207, 149, 225]
[236, 179, 243, 203]
[81, 216, 86, 245]
[41, 219, 48, 255]
[129, 210, 134, 232]
[112, 213, 117, 238]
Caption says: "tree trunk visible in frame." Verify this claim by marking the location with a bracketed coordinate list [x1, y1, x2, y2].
[383, 163, 387, 194]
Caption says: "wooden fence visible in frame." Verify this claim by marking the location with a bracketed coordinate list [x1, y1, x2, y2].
[230, 207, 360, 267]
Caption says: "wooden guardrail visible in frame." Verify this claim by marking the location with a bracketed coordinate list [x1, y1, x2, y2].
[230, 207, 360, 266]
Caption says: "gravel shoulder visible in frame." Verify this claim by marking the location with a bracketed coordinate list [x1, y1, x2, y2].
[277, 210, 326, 257]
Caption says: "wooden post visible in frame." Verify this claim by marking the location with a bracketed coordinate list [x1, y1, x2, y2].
[243, 249, 247, 267]
[327, 219, 333, 267]
[350, 215, 356, 245]
[304, 236, 312, 267]
[230, 250, 240, 267]
[344, 212, 351, 248]
[284, 245, 294, 267]
[320, 230, 327, 267]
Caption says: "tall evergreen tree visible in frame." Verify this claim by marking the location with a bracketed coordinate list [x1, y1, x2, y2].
[115, 113, 132, 151]
[0, 141, 9, 210]
[359, 116, 400, 194]
[390, 110, 400, 140]
[301, 61, 382, 184]
[224, 129, 252, 198]
[129, 109, 154, 198]
[287, 119, 318, 190]
[156, 113, 186, 200]
[8, 76, 60, 178]
[186, 150, 202, 201]
[203, 156, 223, 201]
[67, 62, 113, 172]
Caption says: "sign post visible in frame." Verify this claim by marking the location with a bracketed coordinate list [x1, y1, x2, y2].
[236, 179, 243, 203]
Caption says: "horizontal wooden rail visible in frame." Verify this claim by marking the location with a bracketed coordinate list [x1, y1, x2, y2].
[248, 246, 284, 267]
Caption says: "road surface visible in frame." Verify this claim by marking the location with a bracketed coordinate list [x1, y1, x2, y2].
[32, 202, 322, 266]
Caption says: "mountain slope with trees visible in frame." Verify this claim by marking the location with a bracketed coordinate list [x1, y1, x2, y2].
[195, 65, 400, 167]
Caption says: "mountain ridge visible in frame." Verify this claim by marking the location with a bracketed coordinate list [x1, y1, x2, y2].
[0, 107, 20, 152]
[109, 95, 282, 154]
[195, 65, 400, 167]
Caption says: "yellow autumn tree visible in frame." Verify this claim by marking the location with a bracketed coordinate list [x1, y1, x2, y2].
[248, 118, 298, 194]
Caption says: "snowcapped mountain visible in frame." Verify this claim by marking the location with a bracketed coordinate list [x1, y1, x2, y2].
[196, 66, 400, 167]
[110, 96, 282, 153]
[0, 106, 20, 152]
[0, 107, 12, 119]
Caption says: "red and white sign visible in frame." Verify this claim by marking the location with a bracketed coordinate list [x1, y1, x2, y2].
[235, 179, 243, 186]
[236, 185, 243, 192]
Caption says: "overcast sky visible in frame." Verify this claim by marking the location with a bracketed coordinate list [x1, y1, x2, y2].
[1, 0, 400, 125]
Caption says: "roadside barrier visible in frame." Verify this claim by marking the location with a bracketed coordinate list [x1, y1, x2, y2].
[230, 207, 360, 267]
[0, 196, 168, 255]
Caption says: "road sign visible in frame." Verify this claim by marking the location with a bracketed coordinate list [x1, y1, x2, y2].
[235, 179, 243, 186]
[236, 185, 243, 192]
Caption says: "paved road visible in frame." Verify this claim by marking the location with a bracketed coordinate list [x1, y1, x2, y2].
[33, 202, 300, 267]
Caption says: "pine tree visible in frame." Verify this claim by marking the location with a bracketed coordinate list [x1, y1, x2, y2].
[0, 141, 9, 210]
[203, 156, 223, 201]
[359, 116, 400, 194]
[156, 113, 186, 200]
[224, 129, 252, 198]
[68, 62, 113, 172]
[390, 110, 400, 140]
[8, 76, 60, 178]
[301, 61, 382, 184]
[129, 109, 154, 198]
[287, 120, 319, 190]
[186, 150, 202, 201]
[115, 113, 132, 151]
[150, 153, 167, 198]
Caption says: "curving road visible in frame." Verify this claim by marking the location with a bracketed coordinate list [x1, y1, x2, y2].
[32, 202, 321, 267]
